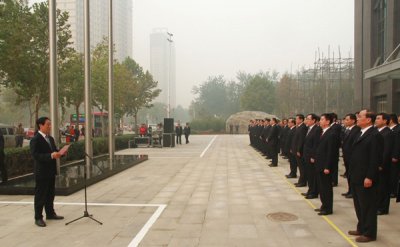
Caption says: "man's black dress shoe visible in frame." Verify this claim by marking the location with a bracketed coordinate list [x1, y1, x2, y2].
[314, 208, 321, 212]
[301, 192, 308, 196]
[46, 214, 64, 220]
[345, 194, 353, 199]
[286, 174, 297, 178]
[341, 192, 349, 196]
[318, 210, 332, 215]
[35, 219, 46, 227]
[305, 194, 318, 199]
[268, 164, 277, 167]
[295, 183, 306, 187]
[377, 210, 388, 215]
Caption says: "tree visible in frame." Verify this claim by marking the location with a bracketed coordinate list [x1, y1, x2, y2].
[0, 1, 73, 122]
[191, 75, 231, 118]
[240, 72, 277, 113]
[59, 52, 84, 128]
[121, 57, 161, 132]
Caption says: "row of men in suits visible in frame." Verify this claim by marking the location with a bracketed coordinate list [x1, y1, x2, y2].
[248, 118, 281, 167]
[249, 110, 399, 243]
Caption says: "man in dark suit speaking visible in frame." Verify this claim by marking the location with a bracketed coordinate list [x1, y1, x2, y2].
[30, 117, 64, 227]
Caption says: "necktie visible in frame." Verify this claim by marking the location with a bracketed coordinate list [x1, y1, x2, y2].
[306, 127, 311, 136]
[344, 128, 350, 137]
[45, 135, 52, 150]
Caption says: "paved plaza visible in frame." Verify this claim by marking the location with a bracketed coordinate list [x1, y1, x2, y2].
[0, 135, 399, 247]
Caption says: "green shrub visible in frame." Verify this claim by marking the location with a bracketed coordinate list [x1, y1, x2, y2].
[4, 134, 136, 178]
[190, 117, 225, 132]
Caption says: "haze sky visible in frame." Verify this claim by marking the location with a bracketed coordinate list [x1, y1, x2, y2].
[133, 0, 354, 107]
[31, 0, 354, 108]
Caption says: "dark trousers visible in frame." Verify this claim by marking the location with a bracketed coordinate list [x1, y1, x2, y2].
[176, 134, 182, 144]
[184, 134, 189, 144]
[15, 136, 24, 147]
[0, 152, 7, 183]
[34, 177, 56, 220]
[344, 161, 352, 194]
[297, 155, 307, 185]
[318, 171, 333, 212]
[332, 159, 339, 185]
[269, 144, 278, 166]
[377, 170, 391, 213]
[352, 183, 377, 238]
[288, 153, 297, 176]
[390, 161, 400, 195]
[306, 161, 318, 195]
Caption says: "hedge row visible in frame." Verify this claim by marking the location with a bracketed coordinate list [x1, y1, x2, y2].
[4, 134, 135, 179]
[190, 117, 226, 133]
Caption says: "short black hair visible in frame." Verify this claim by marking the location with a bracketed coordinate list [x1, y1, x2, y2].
[377, 112, 390, 125]
[362, 109, 376, 124]
[307, 113, 318, 122]
[36, 117, 50, 130]
[345, 113, 357, 121]
[296, 114, 304, 121]
[330, 112, 338, 121]
[321, 113, 333, 124]
[389, 113, 398, 124]
[288, 118, 296, 124]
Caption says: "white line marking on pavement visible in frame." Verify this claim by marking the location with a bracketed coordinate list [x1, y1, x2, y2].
[0, 201, 166, 247]
[200, 135, 217, 158]
[128, 204, 167, 247]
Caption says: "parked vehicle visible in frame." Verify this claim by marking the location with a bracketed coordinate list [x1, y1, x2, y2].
[0, 123, 16, 148]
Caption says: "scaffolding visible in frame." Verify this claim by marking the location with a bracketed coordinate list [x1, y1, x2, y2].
[291, 46, 354, 117]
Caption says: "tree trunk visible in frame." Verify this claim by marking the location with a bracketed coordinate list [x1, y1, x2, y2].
[34, 95, 40, 128]
[100, 108, 106, 137]
[134, 112, 138, 135]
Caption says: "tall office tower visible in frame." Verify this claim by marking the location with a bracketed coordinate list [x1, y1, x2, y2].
[56, 0, 132, 61]
[150, 28, 176, 112]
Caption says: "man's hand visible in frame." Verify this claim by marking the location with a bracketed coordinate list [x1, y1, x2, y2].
[296, 152, 301, 157]
[364, 178, 372, 188]
[51, 152, 61, 159]
[392, 158, 398, 163]
[323, 169, 330, 175]
[310, 158, 315, 163]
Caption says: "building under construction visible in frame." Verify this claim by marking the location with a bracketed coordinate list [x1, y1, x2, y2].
[281, 48, 355, 118]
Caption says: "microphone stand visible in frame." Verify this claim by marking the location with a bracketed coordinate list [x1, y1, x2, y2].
[65, 152, 102, 225]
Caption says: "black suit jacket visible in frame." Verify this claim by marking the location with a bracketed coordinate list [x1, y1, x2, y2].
[379, 127, 394, 172]
[315, 128, 339, 172]
[349, 126, 383, 185]
[267, 125, 279, 146]
[342, 125, 361, 164]
[30, 132, 58, 180]
[291, 123, 307, 156]
[391, 125, 400, 159]
[303, 125, 322, 164]
[285, 127, 296, 154]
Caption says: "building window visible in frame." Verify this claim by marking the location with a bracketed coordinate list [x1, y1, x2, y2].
[376, 95, 387, 112]
[373, 0, 387, 65]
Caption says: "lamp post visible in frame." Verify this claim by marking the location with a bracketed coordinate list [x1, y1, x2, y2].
[108, 0, 114, 169]
[167, 32, 173, 118]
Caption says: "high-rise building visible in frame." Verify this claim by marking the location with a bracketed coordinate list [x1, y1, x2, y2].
[150, 28, 176, 112]
[355, 0, 400, 112]
[56, 0, 132, 61]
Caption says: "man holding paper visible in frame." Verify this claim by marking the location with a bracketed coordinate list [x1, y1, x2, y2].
[30, 117, 65, 227]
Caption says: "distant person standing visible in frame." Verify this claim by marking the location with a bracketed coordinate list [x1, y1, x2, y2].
[183, 123, 191, 144]
[15, 123, 24, 147]
[175, 123, 183, 144]
[235, 124, 239, 134]
[30, 117, 64, 227]
[229, 124, 233, 134]
[74, 125, 80, 141]
[0, 130, 7, 184]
